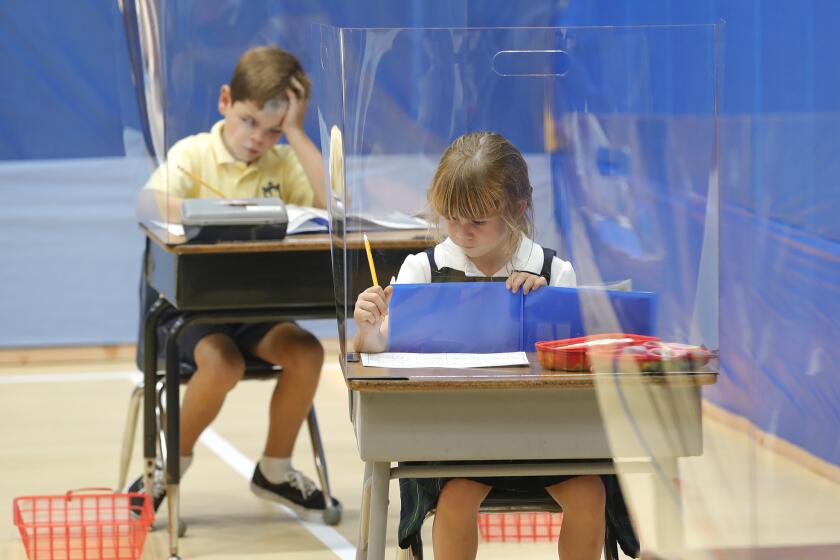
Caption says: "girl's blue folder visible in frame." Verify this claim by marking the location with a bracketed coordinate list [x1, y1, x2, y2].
[388, 283, 656, 353]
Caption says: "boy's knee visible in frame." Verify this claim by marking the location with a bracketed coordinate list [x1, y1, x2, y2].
[193, 337, 246, 390]
[269, 328, 324, 372]
[295, 331, 324, 365]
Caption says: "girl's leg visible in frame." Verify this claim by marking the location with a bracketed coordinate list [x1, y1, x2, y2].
[180, 334, 246, 455]
[545, 475, 606, 560]
[432, 478, 492, 560]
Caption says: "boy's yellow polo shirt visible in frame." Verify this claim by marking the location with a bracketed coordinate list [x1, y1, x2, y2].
[143, 120, 313, 205]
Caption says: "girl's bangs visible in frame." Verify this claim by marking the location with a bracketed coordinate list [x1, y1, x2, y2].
[431, 175, 502, 220]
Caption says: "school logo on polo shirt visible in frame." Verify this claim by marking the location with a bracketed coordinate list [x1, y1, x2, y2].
[261, 182, 281, 197]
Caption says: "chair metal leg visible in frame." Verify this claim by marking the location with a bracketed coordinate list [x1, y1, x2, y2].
[163, 316, 189, 560]
[306, 407, 342, 525]
[143, 298, 171, 512]
[156, 380, 168, 466]
[117, 382, 144, 490]
[156, 379, 188, 540]
[166, 483, 181, 559]
[117, 378, 168, 489]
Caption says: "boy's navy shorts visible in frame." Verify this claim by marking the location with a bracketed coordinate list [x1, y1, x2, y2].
[157, 315, 291, 365]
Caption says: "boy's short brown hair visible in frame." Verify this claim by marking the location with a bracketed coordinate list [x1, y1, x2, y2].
[229, 46, 311, 108]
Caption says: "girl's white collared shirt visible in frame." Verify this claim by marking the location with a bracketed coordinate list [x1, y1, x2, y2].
[395, 234, 576, 286]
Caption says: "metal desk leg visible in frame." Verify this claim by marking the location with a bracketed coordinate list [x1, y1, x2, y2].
[367, 462, 390, 560]
[143, 299, 170, 505]
[164, 316, 185, 560]
[356, 461, 373, 560]
[653, 457, 684, 555]
[307, 409, 341, 525]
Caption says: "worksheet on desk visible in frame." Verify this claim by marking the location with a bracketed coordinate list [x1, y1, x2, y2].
[360, 352, 529, 368]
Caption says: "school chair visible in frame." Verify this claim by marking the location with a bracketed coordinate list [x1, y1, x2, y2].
[395, 476, 624, 560]
[116, 268, 342, 527]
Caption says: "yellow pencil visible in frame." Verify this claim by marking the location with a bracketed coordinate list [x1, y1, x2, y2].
[177, 165, 227, 199]
[363, 232, 379, 287]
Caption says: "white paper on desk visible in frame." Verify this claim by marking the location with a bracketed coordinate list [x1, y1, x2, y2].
[344, 211, 429, 231]
[150, 219, 185, 237]
[360, 352, 529, 369]
[285, 204, 330, 234]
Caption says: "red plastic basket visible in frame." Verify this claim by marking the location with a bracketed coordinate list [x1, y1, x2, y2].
[12, 489, 153, 560]
[478, 512, 563, 542]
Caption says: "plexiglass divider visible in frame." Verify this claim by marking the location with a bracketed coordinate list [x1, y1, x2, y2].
[134, 0, 333, 244]
[319, 24, 722, 557]
[318, 25, 719, 360]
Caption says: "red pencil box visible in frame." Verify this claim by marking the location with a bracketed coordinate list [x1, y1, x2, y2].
[536, 333, 712, 372]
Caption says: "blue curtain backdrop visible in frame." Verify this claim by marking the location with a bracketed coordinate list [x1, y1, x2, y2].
[0, 0, 837, 471]
[550, 0, 840, 473]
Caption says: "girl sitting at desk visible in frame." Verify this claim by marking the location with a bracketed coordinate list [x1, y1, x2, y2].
[353, 132, 635, 559]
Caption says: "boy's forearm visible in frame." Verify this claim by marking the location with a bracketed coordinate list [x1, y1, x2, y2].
[285, 128, 327, 209]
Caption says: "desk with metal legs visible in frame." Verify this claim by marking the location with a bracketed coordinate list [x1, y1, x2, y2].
[140, 224, 431, 559]
[343, 356, 718, 560]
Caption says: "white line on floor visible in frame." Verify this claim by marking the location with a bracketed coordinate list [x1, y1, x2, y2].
[199, 428, 356, 559]
[0, 371, 138, 384]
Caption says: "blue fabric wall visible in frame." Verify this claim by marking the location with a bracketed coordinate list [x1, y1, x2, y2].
[0, 1, 133, 160]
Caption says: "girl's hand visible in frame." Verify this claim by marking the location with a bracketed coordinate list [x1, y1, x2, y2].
[354, 285, 394, 331]
[281, 77, 308, 136]
[506, 271, 548, 295]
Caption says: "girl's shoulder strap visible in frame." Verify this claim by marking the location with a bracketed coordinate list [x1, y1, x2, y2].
[424, 247, 440, 275]
[540, 247, 557, 283]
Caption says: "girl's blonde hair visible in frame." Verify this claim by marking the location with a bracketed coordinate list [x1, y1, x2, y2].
[428, 131, 534, 258]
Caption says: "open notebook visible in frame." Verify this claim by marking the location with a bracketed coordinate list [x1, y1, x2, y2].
[286, 205, 330, 234]
[150, 205, 430, 239]
[285, 205, 429, 234]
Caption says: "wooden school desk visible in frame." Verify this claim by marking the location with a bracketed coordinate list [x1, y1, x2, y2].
[344, 353, 718, 560]
[139, 223, 432, 559]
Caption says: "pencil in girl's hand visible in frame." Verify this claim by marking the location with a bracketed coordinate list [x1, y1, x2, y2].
[363, 232, 379, 287]
[177, 165, 227, 199]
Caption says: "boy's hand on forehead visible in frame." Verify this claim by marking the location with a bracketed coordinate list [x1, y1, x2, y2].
[280, 77, 308, 135]
[506, 271, 548, 295]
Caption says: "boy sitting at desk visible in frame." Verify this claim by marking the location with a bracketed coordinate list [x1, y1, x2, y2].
[132, 45, 336, 519]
